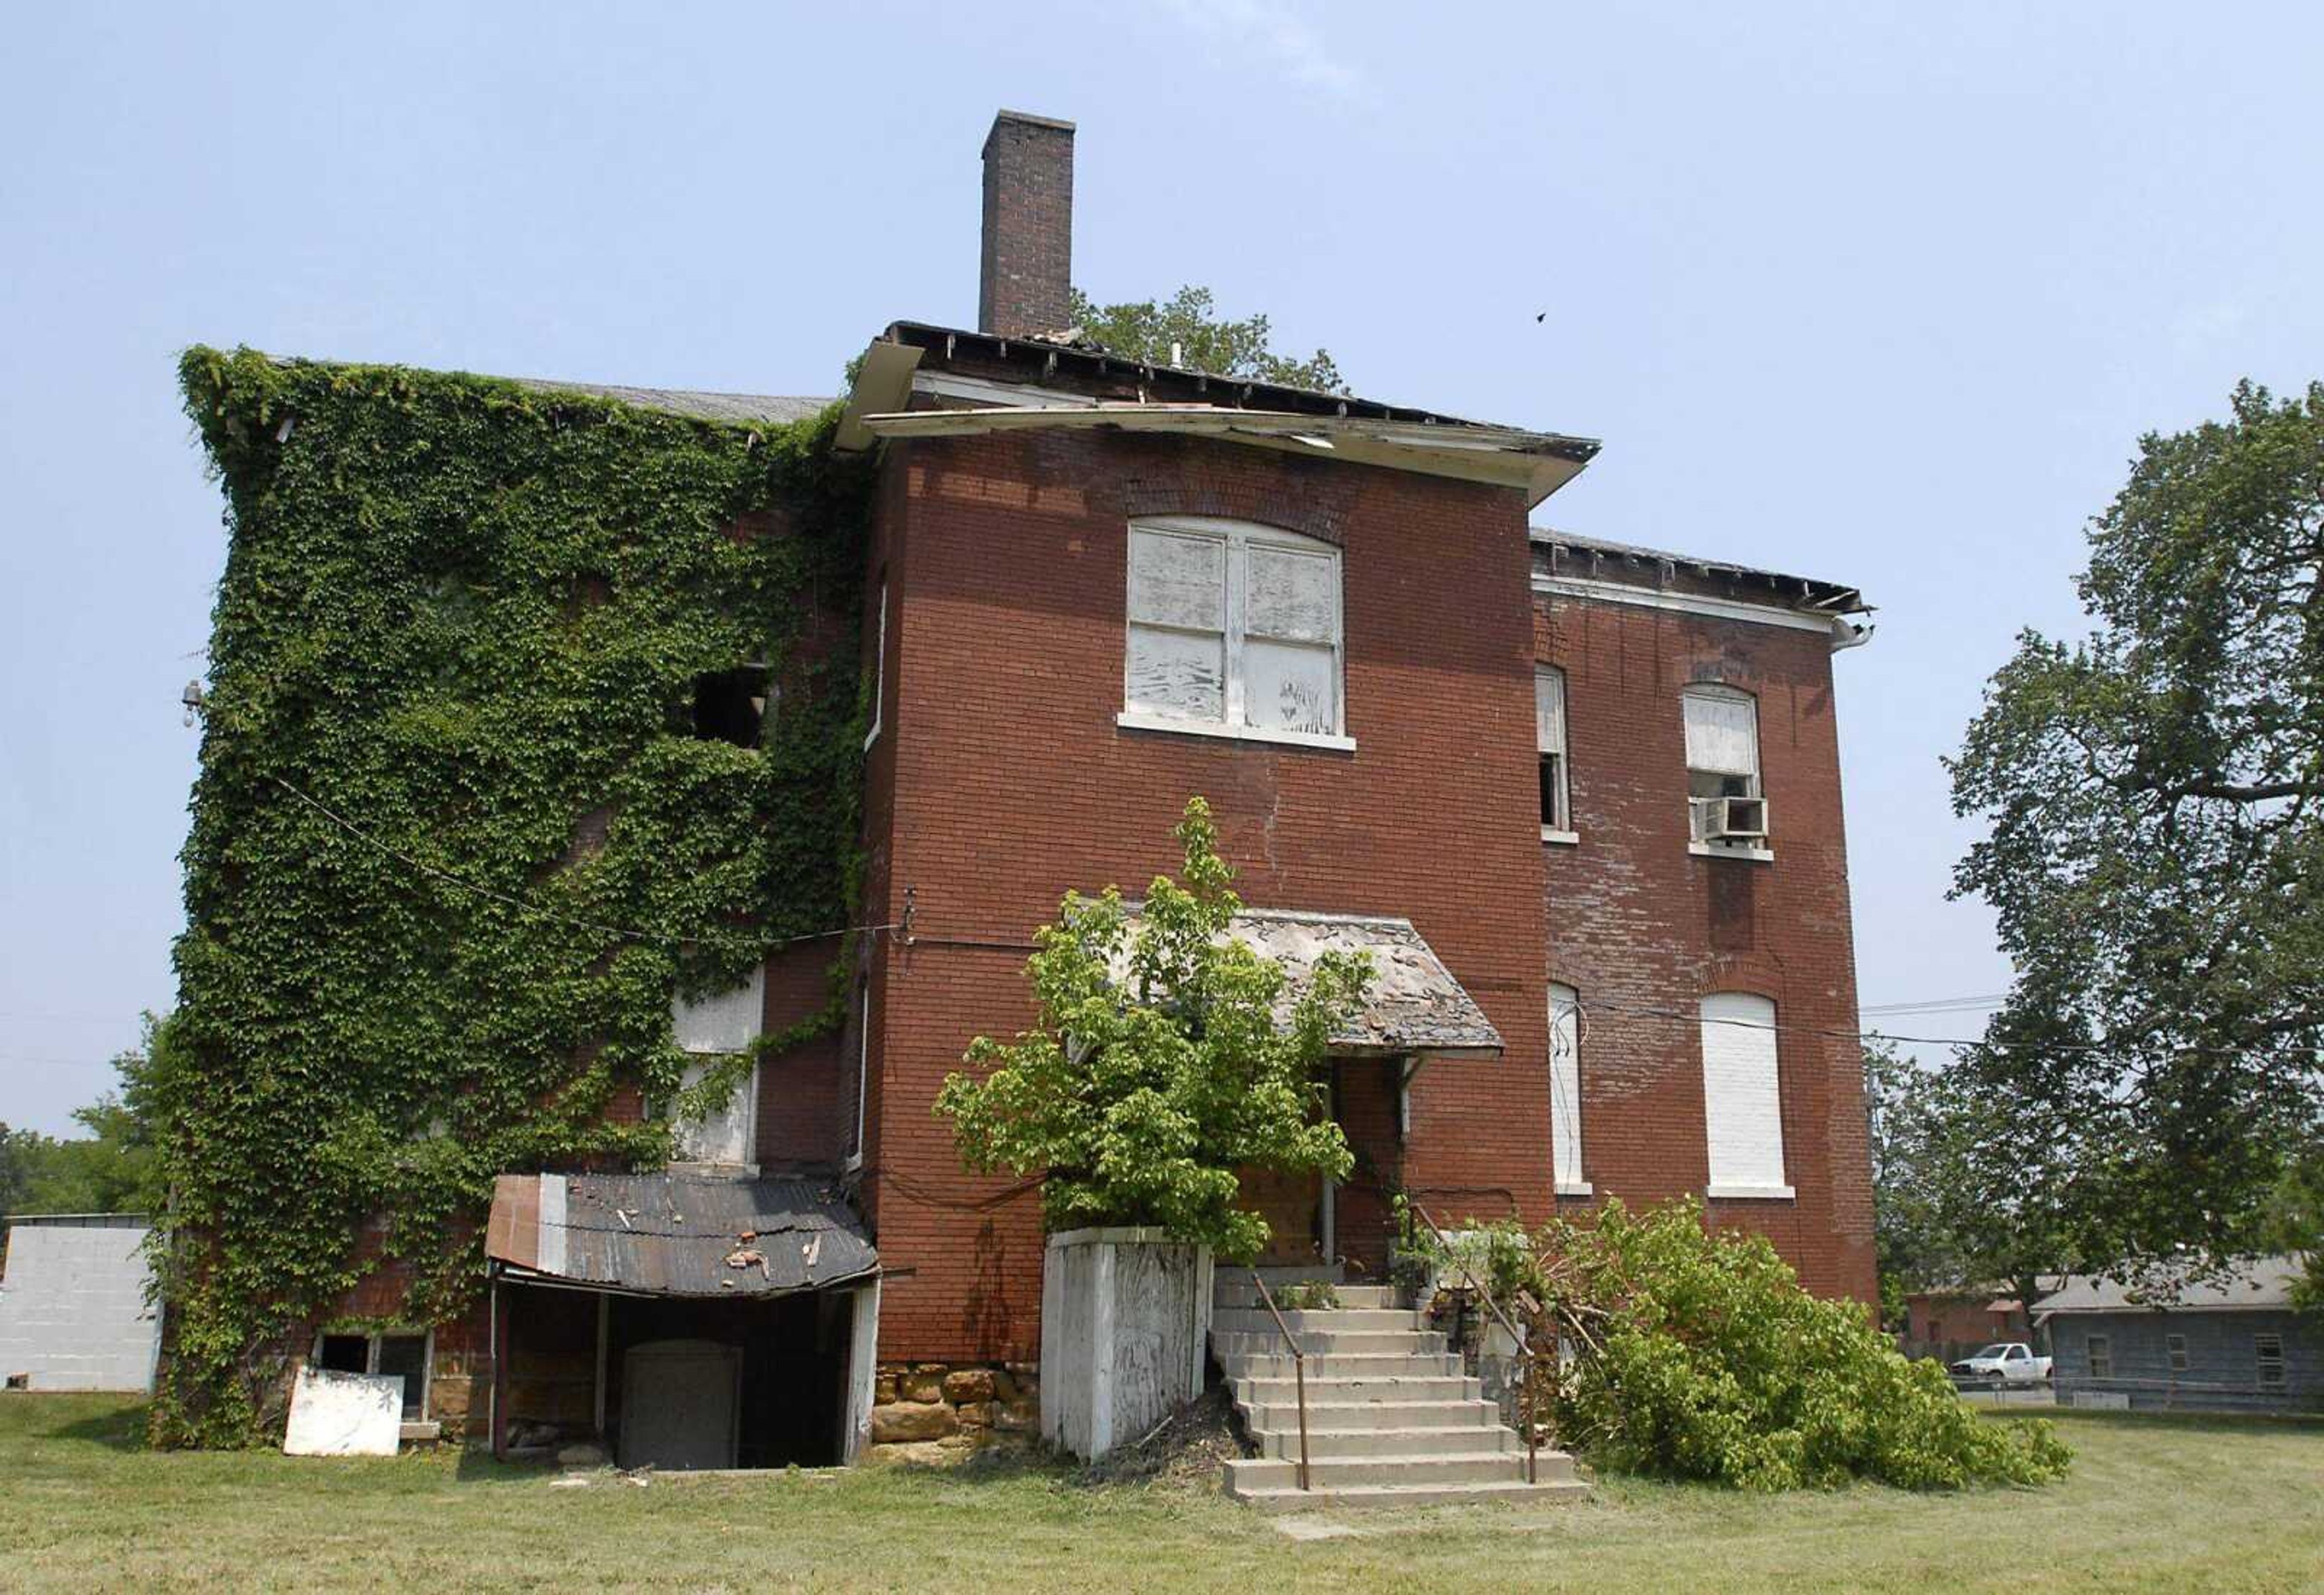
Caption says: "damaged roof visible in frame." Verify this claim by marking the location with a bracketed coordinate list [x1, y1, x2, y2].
[486, 1171, 877, 1298]
[1115, 906, 1504, 1059]
[1532, 527, 1869, 617]
[510, 378, 830, 427]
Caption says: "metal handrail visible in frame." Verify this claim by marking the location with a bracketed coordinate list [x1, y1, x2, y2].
[1247, 1268, 1313, 1490]
[1410, 1202, 1540, 1485]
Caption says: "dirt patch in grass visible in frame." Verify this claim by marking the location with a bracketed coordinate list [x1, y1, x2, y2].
[1070, 1383, 1249, 1490]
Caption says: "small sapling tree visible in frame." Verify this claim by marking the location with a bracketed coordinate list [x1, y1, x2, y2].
[934, 798, 1365, 1261]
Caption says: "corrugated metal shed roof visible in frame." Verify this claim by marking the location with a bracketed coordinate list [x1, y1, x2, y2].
[487, 1172, 876, 1298]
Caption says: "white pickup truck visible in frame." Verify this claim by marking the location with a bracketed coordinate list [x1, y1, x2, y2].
[1949, 1343, 2052, 1385]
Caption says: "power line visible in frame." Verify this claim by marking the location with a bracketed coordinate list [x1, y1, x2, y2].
[1574, 993, 2305, 1064]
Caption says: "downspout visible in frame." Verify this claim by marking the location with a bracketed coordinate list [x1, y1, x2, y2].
[1829, 615, 1875, 653]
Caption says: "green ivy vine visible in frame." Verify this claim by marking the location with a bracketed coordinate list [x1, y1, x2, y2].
[158, 348, 869, 1445]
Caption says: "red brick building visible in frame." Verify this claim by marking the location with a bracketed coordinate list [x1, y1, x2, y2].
[336, 110, 1879, 1465]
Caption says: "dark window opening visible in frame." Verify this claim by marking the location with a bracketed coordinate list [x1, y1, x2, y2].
[2087, 1333, 2112, 1379]
[2257, 1333, 2285, 1389]
[1539, 753, 1566, 829]
[693, 667, 772, 748]
[375, 1334, 429, 1421]
[317, 1334, 369, 1374]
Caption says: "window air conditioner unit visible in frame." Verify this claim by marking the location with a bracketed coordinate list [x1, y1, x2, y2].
[1702, 795, 1769, 843]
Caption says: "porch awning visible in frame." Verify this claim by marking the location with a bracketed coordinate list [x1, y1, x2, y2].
[1116, 906, 1504, 1059]
[485, 1171, 878, 1299]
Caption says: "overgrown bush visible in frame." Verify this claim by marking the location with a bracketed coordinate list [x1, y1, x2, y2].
[1424, 1199, 2072, 1491]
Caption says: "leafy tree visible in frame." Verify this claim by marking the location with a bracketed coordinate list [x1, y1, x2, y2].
[1067, 286, 1347, 394]
[934, 797, 1364, 1260]
[1865, 1032, 2081, 1342]
[0, 1015, 177, 1218]
[1949, 381, 2324, 1278]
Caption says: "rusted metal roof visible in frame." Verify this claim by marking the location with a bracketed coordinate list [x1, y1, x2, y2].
[486, 1172, 876, 1298]
[1113, 906, 1504, 1059]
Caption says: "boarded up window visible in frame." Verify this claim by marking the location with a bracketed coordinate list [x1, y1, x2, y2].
[673, 968, 763, 1166]
[1549, 982, 1584, 1191]
[1127, 528, 1226, 720]
[1124, 519, 1341, 737]
[1699, 992, 1786, 1193]
[1683, 686, 1760, 780]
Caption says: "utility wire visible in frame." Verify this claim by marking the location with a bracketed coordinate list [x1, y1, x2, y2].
[268, 773, 898, 956]
[1574, 993, 2308, 1063]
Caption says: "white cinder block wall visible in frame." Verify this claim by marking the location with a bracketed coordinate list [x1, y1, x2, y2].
[0, 1216, 162, 1392]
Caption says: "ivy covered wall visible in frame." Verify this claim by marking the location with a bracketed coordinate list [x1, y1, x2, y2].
[159, 349, 869, 1444]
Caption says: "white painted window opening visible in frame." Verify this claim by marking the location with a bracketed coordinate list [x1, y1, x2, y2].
[1682, 684, 1769, 857]
[862, 576, 887, 749]
[1548, 982, 1589, 1195]
[2257, 1332, 2286, 1389]
[1699, 991, 1792, 1199]
[1537, 666, 1575, 841]
[844, 981, 869, 1171]
[672, 967, 764, 1168]
[1120, 516, 1350, 751]
[313, 1328, 433, 1422]
[2086, 1333, 2113, 1380]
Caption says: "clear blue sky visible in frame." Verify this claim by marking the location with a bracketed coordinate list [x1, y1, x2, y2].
[4, 4, 2319, 1134]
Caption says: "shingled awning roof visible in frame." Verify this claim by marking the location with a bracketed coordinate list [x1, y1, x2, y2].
[486, 1172, 877, 1298]
[1114, 906, 1503, 1059]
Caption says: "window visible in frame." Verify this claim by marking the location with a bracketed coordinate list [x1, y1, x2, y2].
[2087, 1334, 2113, 1380]
[314, 1330, 432, 1422]
[1537, 667, 1573, 838]
[862, 577, 887, 749]
[2167, 1332, 2189, 1373]
[2257, 1333, 2285, 1389]
[1699, 992, 1790, 1197]
[672, 969, 763, 1167]
[844, 981, 870, 1170]
[1682, 685, 1768, 852]
[1121, 518, 1347, 748]
[1548, 983, 1587, 1194]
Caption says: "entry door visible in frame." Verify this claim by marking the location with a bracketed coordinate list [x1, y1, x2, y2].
[620, 1339, 740, 1470]
[1238, 1163, 1324, 1265]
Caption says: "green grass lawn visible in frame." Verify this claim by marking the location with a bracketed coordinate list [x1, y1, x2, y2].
[2, 1396, 2318, 1593]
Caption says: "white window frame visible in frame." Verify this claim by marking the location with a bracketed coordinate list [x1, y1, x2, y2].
[671, 969, 764, 1169]
[310, 1327, 434, 1422]
[1117, 516, 1353, 752]
[1699, 990, 1793, 1199]
[844, 981, 869, 1172]
[1683, 683, 1771, 861]
[2256, 1332, 2286, 1389]
[862, 577, 887, 749]
[1548, 982, 1589, 1195]
[1537, 666, 1576, 843]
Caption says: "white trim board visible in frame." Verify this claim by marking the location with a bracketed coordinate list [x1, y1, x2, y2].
[1534, 574, 1840, 634]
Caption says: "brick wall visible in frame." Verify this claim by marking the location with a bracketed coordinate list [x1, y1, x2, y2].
[862, 429, 1560, 1361]
[1537, 590, 1876, 1302]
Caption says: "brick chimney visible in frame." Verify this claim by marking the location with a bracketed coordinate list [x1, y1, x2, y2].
[979, 110, 1075, 338]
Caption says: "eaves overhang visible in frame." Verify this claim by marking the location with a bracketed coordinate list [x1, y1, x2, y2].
[856, 402, 1592, 507]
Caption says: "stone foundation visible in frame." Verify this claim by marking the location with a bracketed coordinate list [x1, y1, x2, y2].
[866, 1361, 1039, 1458]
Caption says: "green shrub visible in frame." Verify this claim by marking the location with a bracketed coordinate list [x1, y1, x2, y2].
[1422, 1199, 2071, 1490]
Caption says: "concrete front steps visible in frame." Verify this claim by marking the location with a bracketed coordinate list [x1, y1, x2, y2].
[1211, 1264, 1588, 1512]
